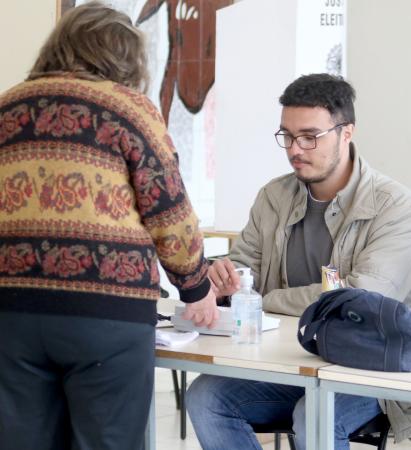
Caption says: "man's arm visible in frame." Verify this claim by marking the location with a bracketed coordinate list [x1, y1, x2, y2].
[342, 200, 411, 299]
[209, 187, 268, 301]
[264, 196, 411, 316]
[211, 238, 322, 316]
[215, 187, 330, 315]
[219, 185, 411, 316]
[262, 284, 322, 316]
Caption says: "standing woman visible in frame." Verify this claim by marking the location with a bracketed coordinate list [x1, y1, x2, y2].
[0, 2, 218, 449]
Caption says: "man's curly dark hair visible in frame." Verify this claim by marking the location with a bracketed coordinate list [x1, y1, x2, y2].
[279, 73, 356, 125]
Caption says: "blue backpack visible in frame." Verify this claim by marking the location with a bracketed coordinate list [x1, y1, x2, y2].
[298, 288, 411, 372]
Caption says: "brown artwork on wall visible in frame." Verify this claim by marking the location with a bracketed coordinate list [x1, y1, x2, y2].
[56, 0, 76, 21]
[138, 0, 234, 125]
[56, 0, 233, 127]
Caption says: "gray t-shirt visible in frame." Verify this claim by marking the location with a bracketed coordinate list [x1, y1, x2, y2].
[286, 191, 333, 288]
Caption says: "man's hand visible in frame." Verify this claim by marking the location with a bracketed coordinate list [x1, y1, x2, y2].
[181, 287, 219, 330]
[208, 257, 241, 298]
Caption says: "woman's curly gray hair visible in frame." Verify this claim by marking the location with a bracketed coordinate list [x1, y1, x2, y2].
[27, 1, 150, 93]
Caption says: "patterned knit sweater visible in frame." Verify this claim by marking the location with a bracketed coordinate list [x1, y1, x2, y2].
[0, 75, 210, 325]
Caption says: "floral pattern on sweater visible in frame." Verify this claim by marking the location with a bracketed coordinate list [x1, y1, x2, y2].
[0, 76, 209, 312]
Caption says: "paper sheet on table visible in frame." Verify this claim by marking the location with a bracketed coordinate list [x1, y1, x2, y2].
[156, 330, 199, 347]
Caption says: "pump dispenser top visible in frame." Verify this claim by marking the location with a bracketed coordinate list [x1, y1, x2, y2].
[234, 268, 253, 288]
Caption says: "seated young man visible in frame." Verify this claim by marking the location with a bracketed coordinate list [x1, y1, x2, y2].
[186, 73, 411, 449]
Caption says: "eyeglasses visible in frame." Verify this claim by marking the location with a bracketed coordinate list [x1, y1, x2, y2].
[274, 123, 347, 150]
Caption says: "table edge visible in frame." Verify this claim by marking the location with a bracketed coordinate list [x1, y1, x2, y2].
[156, 349, 326, 376]
[156, 349, 213, 363]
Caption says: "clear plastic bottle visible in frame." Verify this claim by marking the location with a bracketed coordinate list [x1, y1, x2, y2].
[231, 268, 262, 345]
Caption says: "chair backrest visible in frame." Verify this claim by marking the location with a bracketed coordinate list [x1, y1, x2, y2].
[348, 412, 391, 449]
[250, 412, 391, 450]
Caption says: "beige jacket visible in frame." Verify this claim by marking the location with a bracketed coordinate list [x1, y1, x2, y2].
[229, 144, 411, 442]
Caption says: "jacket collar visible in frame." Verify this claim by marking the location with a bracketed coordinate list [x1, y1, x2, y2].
[333, 142, 378, 221]
[266, 142, 378, 226]
[296, 142, 378, 222]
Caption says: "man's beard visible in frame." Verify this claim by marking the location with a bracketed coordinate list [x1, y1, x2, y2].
[291, 141, 341, 184]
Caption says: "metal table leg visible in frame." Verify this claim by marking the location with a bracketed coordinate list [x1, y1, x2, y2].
[171, 370, 180, 410]
[319, 384, 334, 450]
[305, 377, 319, 449]
[180, 371, 187, 440]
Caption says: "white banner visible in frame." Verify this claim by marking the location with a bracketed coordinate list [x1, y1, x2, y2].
[296, 0, 347, 78]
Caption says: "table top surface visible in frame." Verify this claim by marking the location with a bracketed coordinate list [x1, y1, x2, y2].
[201, 226, 239, 240]
[319, 365, 411, 391]
[156, 299, 331, 376]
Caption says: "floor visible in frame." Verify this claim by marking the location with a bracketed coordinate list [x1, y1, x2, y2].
[154, 368, 202, 450]
[153, 368, 411, 449]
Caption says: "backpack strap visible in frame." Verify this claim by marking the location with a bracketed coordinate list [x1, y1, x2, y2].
[297, 288, 363, 356]
[298, 301, 323, 355]
[380, 297, 402, 372]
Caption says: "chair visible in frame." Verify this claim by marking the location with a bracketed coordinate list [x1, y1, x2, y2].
[250, 412, 391, 450]
[348, 412, 391, 449]
[251, 420, 296, 450]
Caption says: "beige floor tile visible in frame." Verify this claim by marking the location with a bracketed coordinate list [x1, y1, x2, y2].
[351, 439, 406, 449]
[155, 404, 180, 419]
[155, 393, 178, 408]
[156, 413, 185, 427]
[260, 436, 407, 449]
[165, 434, 203, 447]
[156, 440, 202, 450]
[155, 422, 182, 440]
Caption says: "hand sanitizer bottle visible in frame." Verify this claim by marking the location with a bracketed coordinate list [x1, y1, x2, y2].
[231, 268, 262, 345]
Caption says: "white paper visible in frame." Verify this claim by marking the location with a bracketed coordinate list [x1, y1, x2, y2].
[156, 330, 199, 347]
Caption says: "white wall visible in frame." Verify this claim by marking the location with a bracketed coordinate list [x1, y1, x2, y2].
[0, 0, 56, 94]
[225, 0, 411, 192]
[346, 1, 411, 189]
[214, 0, 297, 232]
[214, 0, 411, 232]
[214, 0, 347, 232]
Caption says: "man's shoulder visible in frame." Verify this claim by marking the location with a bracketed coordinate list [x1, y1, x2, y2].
[258, 172, 301, 207]
[370, 166, 411, 206]
[263, 172, 299, 195]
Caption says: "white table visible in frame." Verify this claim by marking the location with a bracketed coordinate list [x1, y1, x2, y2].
[201, 226, 239, 251]
[318, 365, 411, 450]
[146, 309, 332, 450]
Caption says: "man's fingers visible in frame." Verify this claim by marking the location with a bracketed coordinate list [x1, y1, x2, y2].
[222, 258, 241, 289]
[210, 259, 233, 289]
[208, 261, 227, 289]
[214, 262, 233, 289]
[209, 259, 243, 292]
[226, 264, 241, 289]
[209, 274, 240, 298]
